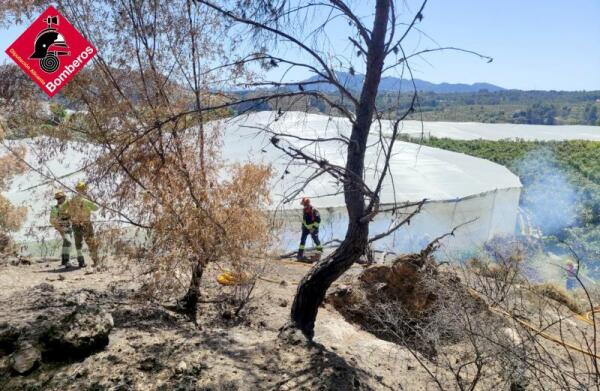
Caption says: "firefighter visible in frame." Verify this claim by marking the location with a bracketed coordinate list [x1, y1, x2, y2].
[62, 181, 99, 267]
[565, 261, 577, 291]
[297, 197, 323, 260]
[50, 190, 72, 267]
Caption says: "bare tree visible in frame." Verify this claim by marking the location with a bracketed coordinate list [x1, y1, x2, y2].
[194, 0, 491, 338]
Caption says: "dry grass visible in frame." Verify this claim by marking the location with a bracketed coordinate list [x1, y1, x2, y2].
[530, 282, 583, 314]
[466, 258, 510, 279]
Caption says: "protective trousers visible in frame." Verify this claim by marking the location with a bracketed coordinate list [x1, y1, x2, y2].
[298, 226, 323, 258]
[73, 221, 99, 266]
[60, 228, 72, 265]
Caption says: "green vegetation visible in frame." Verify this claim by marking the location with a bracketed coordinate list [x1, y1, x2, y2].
[242, 89, 600, 126]
[403, 136, 600, 272]
[383, 90, 600, 125]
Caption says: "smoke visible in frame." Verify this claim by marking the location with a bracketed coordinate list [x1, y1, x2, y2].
[517, 148, 578, 235]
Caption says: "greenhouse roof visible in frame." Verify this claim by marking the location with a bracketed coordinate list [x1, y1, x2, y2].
[394, 120, 600, 141]
[218, 111, 522, 209]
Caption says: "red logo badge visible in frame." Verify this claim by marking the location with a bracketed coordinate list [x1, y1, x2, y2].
[5, 6, 96, 97]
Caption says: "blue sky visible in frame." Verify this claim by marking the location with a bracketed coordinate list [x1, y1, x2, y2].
[1, 0, 599, 91]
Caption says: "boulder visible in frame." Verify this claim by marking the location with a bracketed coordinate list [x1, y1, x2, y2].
[41, 306, 114, 360]
[9, 342, 41, 374]
[0, 322, 20, 355]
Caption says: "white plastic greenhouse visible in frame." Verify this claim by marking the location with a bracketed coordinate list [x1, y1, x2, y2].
[392, 120, 600, 141]
[5, 111, 527, 254]
[217, 111, 523, 253]
[3, 139, 89, 243]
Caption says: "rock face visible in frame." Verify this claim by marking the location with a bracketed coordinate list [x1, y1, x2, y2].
[41, 306, 114, 360]
[9, 343, 41, 374]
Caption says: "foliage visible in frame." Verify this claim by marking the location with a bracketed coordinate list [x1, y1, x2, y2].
[511, 103, 557, 125]
[115, 134, 273, 300]
[48, 103, 67, 125]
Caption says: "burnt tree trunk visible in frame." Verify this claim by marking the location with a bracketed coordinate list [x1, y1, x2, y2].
[290, 0, 392, 339]
[181, 259, 204, 317]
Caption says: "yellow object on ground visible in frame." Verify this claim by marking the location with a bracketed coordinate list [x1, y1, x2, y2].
[216, 271, 250, 286]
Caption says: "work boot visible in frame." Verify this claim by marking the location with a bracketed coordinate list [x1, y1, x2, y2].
[77, 256, 86, 268]
[61, 254, 69, 267]
[296, 250, 304, 261]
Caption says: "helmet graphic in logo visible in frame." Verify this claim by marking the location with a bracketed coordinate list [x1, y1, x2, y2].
[29, 15, 71, 73]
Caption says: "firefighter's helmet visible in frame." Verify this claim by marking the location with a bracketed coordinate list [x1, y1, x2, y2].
[29, 16, 70, 73]
[75, 181, 87, 192]
[30, 30, 68, 59]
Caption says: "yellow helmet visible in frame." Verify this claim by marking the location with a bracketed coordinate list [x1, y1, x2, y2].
[54, 190, 65, 199]
[75, 181, 87, 191]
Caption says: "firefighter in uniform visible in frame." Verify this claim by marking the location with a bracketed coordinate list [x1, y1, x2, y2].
[565, 261, 578, 291]
[50, 190, 72, 266]
[62, 181, 99, 267]
[297, 197, 323, 260]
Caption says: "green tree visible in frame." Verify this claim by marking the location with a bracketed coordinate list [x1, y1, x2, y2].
[583, 104, 598, 125]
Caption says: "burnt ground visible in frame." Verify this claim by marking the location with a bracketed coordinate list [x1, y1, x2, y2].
[0, 256, 437, 391]
[1, 254, 598, 390]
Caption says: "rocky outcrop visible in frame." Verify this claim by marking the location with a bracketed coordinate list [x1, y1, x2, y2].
[0, 305, 114, 378]
[41, 306, 114, 360]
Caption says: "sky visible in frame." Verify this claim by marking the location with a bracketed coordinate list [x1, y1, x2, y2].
[1, 0, 599, 91]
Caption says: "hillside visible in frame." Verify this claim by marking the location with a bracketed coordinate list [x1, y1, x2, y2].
[299, 71, 505, 93]
[235, 86, 600, 126]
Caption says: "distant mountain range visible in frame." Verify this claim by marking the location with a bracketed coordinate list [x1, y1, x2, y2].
[299, 71, 505, 94]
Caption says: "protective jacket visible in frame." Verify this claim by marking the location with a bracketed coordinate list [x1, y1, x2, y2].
[302, 207, 321, 230]
[62, 195, 98, 224]
[50, 204, 70, 231]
